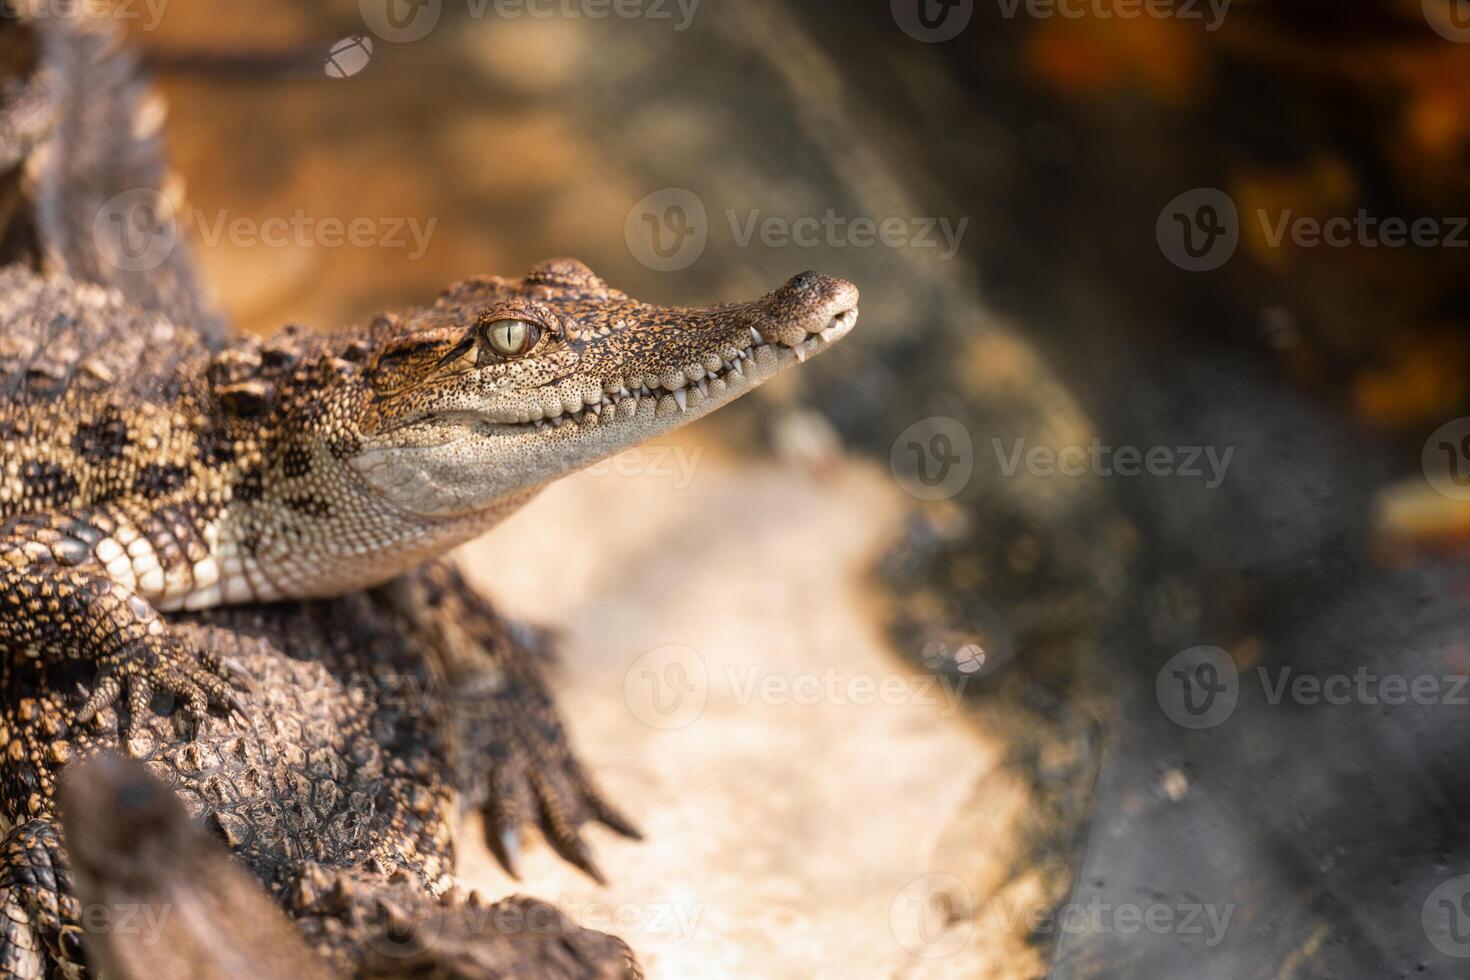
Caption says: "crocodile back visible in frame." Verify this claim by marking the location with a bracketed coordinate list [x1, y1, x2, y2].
[0, 265, 209, 409]
[0, 5, 227, 345]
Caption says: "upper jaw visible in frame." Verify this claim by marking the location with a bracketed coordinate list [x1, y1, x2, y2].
[472, 270, 861, 436]
[499, 302, 859, 435]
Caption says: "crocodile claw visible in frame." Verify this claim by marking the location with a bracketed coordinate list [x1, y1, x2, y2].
[77, 633, 253, 742]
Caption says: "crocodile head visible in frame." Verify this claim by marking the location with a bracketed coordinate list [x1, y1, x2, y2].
[344, 258, 860, 522]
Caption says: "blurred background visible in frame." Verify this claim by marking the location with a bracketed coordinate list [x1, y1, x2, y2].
[125, 0, 1470, 975]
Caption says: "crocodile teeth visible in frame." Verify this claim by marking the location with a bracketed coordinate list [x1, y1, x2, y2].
[673, 388, 688, 413]
[794, 346, 807, 363]
[696, 378, 709, 398]
[750, 327, 764, 345]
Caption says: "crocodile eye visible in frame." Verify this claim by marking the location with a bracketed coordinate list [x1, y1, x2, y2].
[481, 318, 539, 358]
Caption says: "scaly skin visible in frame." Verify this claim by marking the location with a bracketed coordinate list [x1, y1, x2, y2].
[1, 562, 642, 979]
[58, 753, 637, 980]
[59, 754, 335, 980]
[0, 259, 858, 735]
[0, 1, 859, 741]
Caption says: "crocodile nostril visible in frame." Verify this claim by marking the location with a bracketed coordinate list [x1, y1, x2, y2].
[790, 270, 823, 293]
[778, 271, 859, 309]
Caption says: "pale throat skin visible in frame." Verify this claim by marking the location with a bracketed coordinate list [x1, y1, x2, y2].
[201, 257, 861, 605]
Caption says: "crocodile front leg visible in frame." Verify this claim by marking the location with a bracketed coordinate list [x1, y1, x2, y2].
[0, 820, 85, 980]
[0, 518, 245, 740]
[380, 561, 640, 884]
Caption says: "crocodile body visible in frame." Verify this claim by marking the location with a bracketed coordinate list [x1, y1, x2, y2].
[0, 5, 846, 979]
[0, 5, 858, 976]
[0, 27, 858, 735]
[32, 585, 641, 980]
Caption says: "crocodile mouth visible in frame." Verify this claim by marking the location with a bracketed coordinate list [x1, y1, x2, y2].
[497, 306, 859, 435]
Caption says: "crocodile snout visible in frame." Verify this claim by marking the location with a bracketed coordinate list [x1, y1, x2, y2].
[755, 271, 861, 348]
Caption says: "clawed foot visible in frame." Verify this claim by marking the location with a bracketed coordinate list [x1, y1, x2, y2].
[382, 559, 641, 884]
[478, 663, 642, 885]
[76, 633, 251, 741]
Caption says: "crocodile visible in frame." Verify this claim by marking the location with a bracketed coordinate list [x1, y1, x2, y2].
[0, 5, 855, 978]
[0, 59, 859, 740]
[0, 255, 856, 738]
[0, 12, 644, 977]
